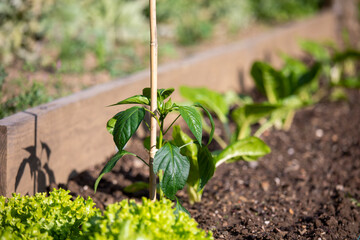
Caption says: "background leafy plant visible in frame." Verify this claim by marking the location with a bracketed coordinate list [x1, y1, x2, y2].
[250, 59, 321, 132]
[0, 67, 52, 119]
[301, 40, 360, 89]
[250, 0, 323, 23]
[0, 0, 55, 65]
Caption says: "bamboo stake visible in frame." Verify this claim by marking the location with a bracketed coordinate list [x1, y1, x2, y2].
[149, 0, 157, 201]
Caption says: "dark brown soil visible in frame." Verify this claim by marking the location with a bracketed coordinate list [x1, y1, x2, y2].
[57, 89, 360, 240]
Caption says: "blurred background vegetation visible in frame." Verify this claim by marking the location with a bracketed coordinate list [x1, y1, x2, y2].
[0, 0, 326, 118]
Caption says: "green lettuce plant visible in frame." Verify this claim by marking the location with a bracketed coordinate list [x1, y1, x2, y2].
[82, 197, 213, 240]
[0, 189, 212, 240]
[0, 188, 99, 239]
[94, 87, 216, 210]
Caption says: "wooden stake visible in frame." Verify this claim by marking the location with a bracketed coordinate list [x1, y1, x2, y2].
[149, 0, 157, 201]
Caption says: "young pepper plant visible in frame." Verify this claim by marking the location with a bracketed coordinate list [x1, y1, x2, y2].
[94, 87, 215, 211]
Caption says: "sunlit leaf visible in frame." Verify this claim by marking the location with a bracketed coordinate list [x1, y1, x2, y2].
[300, 40, 330, 62]
[214, 137, 271, 167]
[178, 105, 202, 146]
[232, 103, 279, 126]
[109, 95, 150, 106]
[142, 87, 174, 101]
[180, 86, 228, 123]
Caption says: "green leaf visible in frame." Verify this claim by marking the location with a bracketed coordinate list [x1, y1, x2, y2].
[165, 98, 174, 111]
[174, 197, 190, 217]
[195, 103, 215, 146]
[113, 106, 145, 150]
[153, 143, 190, 200]
[198, 146, 215, 191]
[143, 136, 161, 151]
[232, 103, 280, 126]
[224, 91, 253, 107]
[180, 86, 229, 123]
[297, 63, 321, 89]
[178, 105, 202, 146]
[337, 77, 360, 88]
[142, 88, 174, 101]
[251, 61, 290, 103]
[95, 151, 136, 192]
[109, 95, 150, 106]
[172, 125, 199, 186]
[300, 40, 330, 62]
[142, 88, 152, 98]
[281, 54, 308, 91]
[106, 112, 122, 135]
[158, 88, 175, 101]
[123, 182, 149, 193]
[214, 137, 271, 167]
[332, 49, 360, 63]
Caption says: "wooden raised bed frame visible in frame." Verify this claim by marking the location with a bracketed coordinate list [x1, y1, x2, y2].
[0, 11, 337, 197]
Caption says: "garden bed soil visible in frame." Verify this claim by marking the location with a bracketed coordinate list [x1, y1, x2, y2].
[56, 89, 360, 240]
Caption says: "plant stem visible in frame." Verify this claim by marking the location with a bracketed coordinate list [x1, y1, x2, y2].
[187, 185, 202, 205]
[163, 114, 181, 136]
[238, 120, 250, 140]
[149, 0, 158, 201]
[283, 110, 295, 131]
[203, 119, 227, 149]
[254, 118, 274, 137]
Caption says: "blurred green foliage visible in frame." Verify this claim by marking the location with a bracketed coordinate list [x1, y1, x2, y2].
[0, 67, 52, 119]
[250, 0, 323, 23]
[0, 0, 322, 68]
[0, 0, 323, 119]
[0, 0, 54, 65]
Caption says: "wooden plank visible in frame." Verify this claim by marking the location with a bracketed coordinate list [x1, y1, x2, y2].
[0, 11, 337, 197]
[0, 126, 6, 196]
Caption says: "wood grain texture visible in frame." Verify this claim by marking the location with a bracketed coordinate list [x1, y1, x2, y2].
[0, 11, 336, 197]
